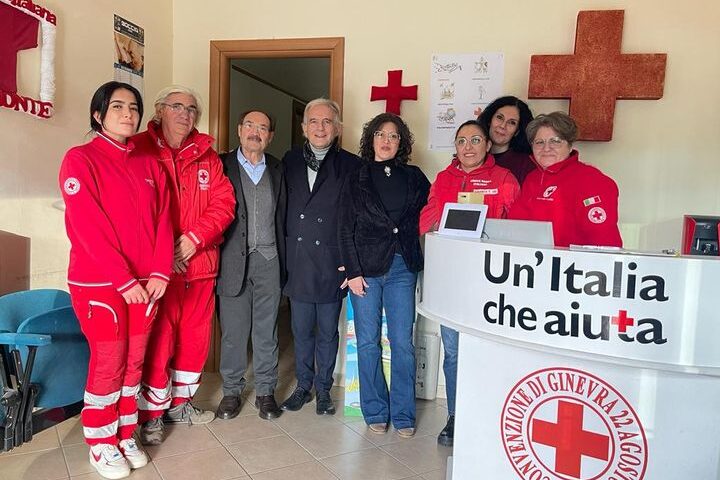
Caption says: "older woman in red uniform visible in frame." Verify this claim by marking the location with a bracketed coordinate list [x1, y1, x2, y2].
[60, 81, 173, 479]
[508, 112, 622, 247]
[419, 119, 519, 447]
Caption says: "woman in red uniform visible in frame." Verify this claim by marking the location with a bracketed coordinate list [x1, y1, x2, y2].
[419, 119, 519, 447]
[60, 81, 173, 479]
[509, 111, 622, 247]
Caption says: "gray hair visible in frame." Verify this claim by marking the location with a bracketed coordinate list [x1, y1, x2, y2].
[526, 111, 578, 145]
[302, 98, 342, 128]
[152, 85, 203, 126]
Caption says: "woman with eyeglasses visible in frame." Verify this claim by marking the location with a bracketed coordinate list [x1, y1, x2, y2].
[338, 113, 430, 438]
[59, 81, 173, 478]
[418, 119, 519, 446]
[478, 95, 535, 185]
[133, 85, 235, 445]
[508, 111, 622, 247]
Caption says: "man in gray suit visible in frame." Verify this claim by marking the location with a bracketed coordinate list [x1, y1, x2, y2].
[215, 110, 286, 420]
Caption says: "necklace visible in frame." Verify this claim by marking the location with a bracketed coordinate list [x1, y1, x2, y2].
[384, 165, 391, 177]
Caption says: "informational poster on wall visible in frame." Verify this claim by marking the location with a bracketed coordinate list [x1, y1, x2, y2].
[428, 52, 504, 151]
[113, 15, 144, 94]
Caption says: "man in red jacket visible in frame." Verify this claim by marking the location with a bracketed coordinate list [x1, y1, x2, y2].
[135, 85, 235, 445]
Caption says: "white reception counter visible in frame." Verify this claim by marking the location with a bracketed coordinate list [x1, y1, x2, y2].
[417, 233, 720, 480]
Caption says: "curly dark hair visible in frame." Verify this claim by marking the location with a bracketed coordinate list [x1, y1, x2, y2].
[478, 95, 534, 154]
[358, 113, 414, 164]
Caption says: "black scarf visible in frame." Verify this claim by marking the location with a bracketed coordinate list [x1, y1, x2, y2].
[303, 140, 338, 172]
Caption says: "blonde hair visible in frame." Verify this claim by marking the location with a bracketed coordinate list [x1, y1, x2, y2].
[152, 85, 203, 125]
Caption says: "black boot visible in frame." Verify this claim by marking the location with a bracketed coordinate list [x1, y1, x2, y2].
[437, 415, 454, 446]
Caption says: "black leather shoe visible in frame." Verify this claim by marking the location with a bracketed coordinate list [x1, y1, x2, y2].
[216, 395, 241, 420]
[280, 386, 312, 411]
[316, 391, 336, 415]
[437, 415, 454, 447]
[255, 395, 282, 420]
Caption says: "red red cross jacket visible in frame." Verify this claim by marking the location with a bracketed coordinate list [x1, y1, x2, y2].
[419, 154, 520, 234]
[132, 121, 235, 281]
[508, 151, 622, 248]
[60, 132, 173, 293]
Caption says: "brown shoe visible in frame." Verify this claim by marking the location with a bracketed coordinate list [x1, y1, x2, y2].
[368, 423, 388, 434]
[397, 427, 416, 438]
[255, 395, 282, 420]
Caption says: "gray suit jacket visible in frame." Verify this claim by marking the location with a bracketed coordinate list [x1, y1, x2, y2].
[216, 148, 286, 296]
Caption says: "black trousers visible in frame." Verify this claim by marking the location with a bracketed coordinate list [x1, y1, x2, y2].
[289, 298, 343, 393]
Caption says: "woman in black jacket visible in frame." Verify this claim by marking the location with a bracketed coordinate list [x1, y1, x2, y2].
[338, 113, 430, 438]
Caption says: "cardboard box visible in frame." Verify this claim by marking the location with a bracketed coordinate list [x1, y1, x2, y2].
[0, 230, 30, 295]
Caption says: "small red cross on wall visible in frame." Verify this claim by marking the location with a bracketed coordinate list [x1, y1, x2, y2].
[528, 10, 667, 141]
[370, 70, 418, 115]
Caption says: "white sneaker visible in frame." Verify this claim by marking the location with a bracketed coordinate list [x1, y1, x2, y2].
[119, 438, 148, 469]
[88, 444, 130, 479]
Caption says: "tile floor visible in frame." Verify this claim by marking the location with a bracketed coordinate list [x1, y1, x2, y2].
[0, 315, 453, 479]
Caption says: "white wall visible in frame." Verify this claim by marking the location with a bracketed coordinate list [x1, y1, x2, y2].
[173, 0, 720, 252]
[0, 0, 173, 289]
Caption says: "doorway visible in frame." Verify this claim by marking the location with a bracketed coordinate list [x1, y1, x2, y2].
[208, 37, 344, 153]
[227, 57, 330, 158]
[204, 38, 344, 372]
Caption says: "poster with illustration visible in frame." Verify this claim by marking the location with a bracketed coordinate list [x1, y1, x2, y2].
[113, 14, 144, 94]
[428, 52, 504, 151]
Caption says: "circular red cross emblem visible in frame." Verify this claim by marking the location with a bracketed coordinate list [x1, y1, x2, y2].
[501, 367, 648, 480]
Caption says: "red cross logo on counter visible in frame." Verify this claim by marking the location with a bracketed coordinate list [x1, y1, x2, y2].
[528, 10, 667, 141]
[370, 70, 418, 115]
[532, 400, 610, 477]
[612, 310, 635, 333]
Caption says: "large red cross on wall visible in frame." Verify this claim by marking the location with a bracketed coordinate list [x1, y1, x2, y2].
[528, 10, 667, 141]
[370, 70, 418, 115]
[532, 400, 610, 477]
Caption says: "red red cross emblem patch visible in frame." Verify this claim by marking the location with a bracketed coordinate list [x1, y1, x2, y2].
[588, 206, 607, 224]
[63, 177, 80, 195]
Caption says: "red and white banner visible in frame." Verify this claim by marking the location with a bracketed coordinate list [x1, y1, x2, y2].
[0, 0, 56, 119]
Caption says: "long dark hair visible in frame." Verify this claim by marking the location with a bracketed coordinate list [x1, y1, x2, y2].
[478, 95, 533, 154]
[89, 81, 143, 133]
[358, 112, 414, 164]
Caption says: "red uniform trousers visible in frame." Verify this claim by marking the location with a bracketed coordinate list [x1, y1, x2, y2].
[69, 284, 157, 446]
[138, 278, 214, 421]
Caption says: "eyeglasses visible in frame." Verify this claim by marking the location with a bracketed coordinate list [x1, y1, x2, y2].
[242, 120, 270, 134]
[454, 136, 486, 147]
[306, 118, 334, 129]
[532, 137, 566, 149]
[162, 103, 199, 117]
[373, 131, 401, 143]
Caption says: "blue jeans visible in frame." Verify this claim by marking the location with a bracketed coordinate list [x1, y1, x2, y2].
[440, 325, 458, 416]
[351, 255, 417, 429]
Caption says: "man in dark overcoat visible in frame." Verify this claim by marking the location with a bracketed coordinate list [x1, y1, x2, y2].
[280, 98, 360, 415]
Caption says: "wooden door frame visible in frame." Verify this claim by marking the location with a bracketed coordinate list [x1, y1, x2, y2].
[208, 37, 345, 152]
[204, 37, 343, 372]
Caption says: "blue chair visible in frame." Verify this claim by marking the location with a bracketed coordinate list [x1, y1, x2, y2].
[0, 289, 88, 452]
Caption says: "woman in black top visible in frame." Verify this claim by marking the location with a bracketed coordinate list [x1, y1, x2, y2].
[478, 95, 535, 185]
[338, 113, 430, 438]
